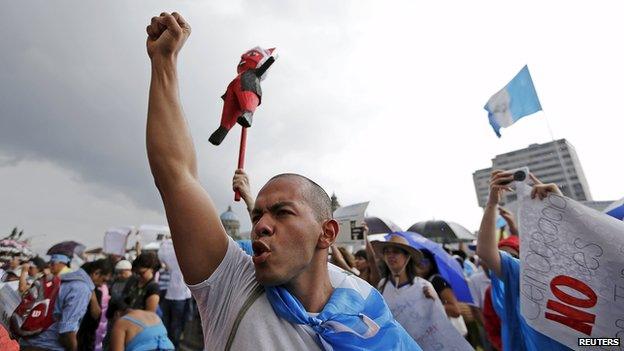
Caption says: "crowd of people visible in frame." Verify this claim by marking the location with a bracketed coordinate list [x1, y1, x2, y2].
[0, 241, 192, 350]
[0, 10, 619, 351]
[0, 166, 571, 351]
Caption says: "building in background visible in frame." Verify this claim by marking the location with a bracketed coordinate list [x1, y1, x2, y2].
[220, 206, 240, 240]
[473, 139, 594, 207]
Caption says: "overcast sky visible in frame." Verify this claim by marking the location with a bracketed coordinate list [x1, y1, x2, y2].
[2, 1, 623, 255]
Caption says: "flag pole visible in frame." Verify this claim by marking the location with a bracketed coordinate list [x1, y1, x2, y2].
[539, 110, 574, 197]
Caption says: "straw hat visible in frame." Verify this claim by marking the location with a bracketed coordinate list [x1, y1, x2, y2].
[371, 234, 423, 263]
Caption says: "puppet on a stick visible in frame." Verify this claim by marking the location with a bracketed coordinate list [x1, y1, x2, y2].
[209, 46, 277, 201]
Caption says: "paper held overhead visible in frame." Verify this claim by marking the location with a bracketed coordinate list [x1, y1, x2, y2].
[333, 202, 369, 247]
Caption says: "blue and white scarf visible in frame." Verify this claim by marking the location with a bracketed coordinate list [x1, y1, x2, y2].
[265, 264, 421, 351]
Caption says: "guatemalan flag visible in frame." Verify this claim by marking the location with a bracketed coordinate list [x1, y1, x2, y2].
[266, 264, 421, 350]
[604, 197, 624, 220]
[485, 65, 542, 137]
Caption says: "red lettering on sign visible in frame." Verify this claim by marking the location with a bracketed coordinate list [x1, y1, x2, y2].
[545, 300, 596, 335]
[550, 275, 597, 308]
[545, 275, 598, 335]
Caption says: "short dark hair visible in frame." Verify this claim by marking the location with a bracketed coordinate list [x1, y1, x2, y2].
[419, 249, 440, 278]
[132, 252, 161, 272]
[106, 296, 131, 320]
[354, 250, 367, 260]
[267, 173, 332, 222]
[29, 256, 47, 270]
[82, 258, 113, 276]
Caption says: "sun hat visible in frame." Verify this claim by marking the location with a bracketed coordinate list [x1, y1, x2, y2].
[371, 234, 423, 262]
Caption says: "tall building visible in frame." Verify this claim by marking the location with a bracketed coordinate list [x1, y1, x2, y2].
[220, 206, 241, 240]
[473, 139, 593, 207]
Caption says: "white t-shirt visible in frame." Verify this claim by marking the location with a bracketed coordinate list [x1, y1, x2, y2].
[158, 239, 192, 300]
[467, 270, 490, 309]
[188, 237, 322, 351]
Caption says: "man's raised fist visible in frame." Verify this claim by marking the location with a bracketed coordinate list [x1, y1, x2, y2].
[146, 12, 191, 60]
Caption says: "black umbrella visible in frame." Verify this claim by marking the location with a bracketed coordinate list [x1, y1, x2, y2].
[407, 220, 475, 244]
[365, 216, 403, 234]
[47, 240, 86, 257]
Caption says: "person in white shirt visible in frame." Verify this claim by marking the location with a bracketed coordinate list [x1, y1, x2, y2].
[145, 11, 420, 351]
[372, 234, 473, 351]
[157, 239, 192, 348]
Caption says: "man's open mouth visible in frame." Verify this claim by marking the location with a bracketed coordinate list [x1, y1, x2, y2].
[252, 240, 271, 264]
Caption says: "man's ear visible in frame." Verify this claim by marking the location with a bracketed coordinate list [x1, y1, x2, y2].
[318, 219, 339, 249]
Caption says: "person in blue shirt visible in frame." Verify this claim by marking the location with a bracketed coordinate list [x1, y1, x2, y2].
[476, 170, 571, 351]
[20, 253, 95, 351]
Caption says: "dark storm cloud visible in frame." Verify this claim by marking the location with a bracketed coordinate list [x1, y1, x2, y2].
[0, 1, 365, 226]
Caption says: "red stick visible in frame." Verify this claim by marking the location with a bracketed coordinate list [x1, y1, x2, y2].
[234, 127, 248, 201]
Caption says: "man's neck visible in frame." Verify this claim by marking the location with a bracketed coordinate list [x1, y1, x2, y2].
[284, 255, 334, 313]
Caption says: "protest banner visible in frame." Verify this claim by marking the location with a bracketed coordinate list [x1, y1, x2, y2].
[333, 202, 369, 247]
[103, 226, 132, 256]
[387, 278, 473, 351]
[517, 183, 624, 349]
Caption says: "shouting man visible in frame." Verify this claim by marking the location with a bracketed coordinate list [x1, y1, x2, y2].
[145, 12, 419, 351]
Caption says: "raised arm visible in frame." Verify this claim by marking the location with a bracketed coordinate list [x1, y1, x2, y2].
[477, 171, 562, 278]
[477, 170, 513, 278]
[329, 244, 353, 272]
[363, 225, 381, 286]
[146, 12, 228, 285]
[18, 262, 31, 293]
[498, 207, 519, 236]
[232, 169, 255, 218]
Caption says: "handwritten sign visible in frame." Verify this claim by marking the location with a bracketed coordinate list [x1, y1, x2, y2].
[517, 183, 624, 349]
[333, 202, 369, 246]
[385, 278, 472, 351]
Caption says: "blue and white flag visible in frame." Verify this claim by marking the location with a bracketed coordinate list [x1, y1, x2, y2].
[485, 65, 542, 137]
[604, 197, 624, 220]
[266, 264, 421, 350]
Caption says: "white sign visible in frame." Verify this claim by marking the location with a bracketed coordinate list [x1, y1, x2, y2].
[103, 226, 132, 255]
[0, 282, 20, 328]
[137, 224, 170, 246]
[386, 278, 473, 351]
[333, 202, 369, 246]
[517, 183, 624, 348]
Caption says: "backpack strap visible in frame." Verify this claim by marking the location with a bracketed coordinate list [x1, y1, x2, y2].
[225, 284, 265, 351]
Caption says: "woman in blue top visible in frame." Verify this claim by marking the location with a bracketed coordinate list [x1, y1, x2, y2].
[107, 297, 174, 351]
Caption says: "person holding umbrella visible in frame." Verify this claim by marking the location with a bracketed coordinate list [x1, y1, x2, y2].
[416, 250, 462, 318]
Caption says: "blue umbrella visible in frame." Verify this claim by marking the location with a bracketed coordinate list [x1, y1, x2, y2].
[385, 231, 473, 304]
[604, 198, 624, 220]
